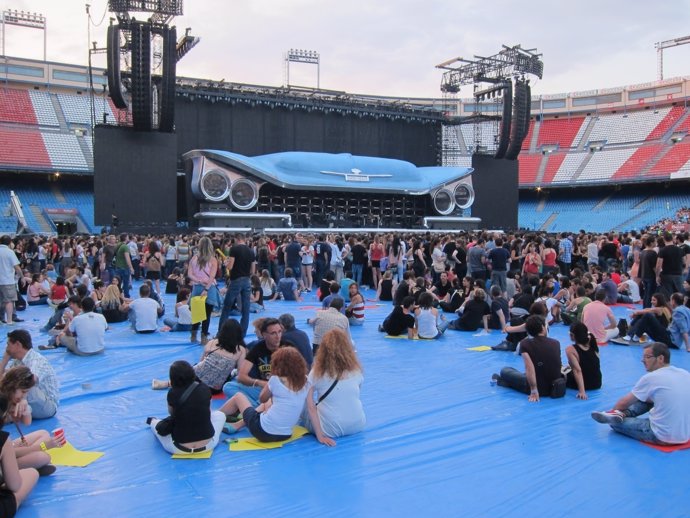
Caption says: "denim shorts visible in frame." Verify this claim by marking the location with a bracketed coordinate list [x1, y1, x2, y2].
[242, 407, 291, 443]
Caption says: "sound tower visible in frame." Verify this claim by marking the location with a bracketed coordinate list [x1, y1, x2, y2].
[504, 80, 529, 160]
[131, 21, 152, 131]
[106, 25, 127, 110]
[493, 81, 512, 159]
[159, 25, 177, 133]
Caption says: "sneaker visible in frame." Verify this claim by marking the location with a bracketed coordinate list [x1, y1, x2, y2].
[377, 324, 385, 333]
[37, 464, 57, 476]
[591, 409, 625, 425]
[225, 412, 242, 423]
[151, 379, 169, 390]
[38, 344, 59, 351]
[491, 340, 514, 351]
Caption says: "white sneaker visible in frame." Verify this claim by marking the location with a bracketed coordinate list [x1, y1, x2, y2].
[152, 379, 169, 390]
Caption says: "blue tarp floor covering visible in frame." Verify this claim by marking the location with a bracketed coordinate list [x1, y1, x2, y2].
[10, 281, 690, 518]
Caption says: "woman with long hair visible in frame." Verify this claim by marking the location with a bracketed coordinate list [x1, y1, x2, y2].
[415, 291, 448, 339]
[566, 322, 602, 400]
[162, 288, 193, 332]
[143, 240, 163, 295]
[99, 284, 128, 323]
[369, 235, 385, 291]
[0, 367, 64, 475]
[299, 236, 315, 292]
[303, 329, 365, 446]
[220, 347, 309, 442]
[148, 360, 226, 455]
[621, 292, 674, 346]
[188, 236, 221, 345]
[0, 394, 39, 515]
[345, 283, 365, 326]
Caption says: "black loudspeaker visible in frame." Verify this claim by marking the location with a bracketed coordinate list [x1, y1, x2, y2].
[521, 82, 532, 138]
[494, 81, 512, 159]
[106, 24, 127, 110]
[471, 153, 519, 229]
[159, 25, 177, 133]
[131, 21, 152, 131]
[504, 80, 529, 160]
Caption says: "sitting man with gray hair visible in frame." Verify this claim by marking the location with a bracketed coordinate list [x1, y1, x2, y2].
[278, 313, 313, 368]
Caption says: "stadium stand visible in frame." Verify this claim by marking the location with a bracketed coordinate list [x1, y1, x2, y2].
[578, 147, 637, 183]
[41, 133, 90, 171]
[535, 116, 586, 149]
[0, 88, 37, 125]
[646, 105, 685, 140]
[647, 140, 690, 178]
[517, 154, 542, 184]
[28, 90, 60, 127]
[0, 128, 51, 169]
[587, 107, 671, 145]
[611, 144, 664, 180]
[551, 152, 589, 183]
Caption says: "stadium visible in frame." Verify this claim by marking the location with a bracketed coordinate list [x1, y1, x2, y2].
[0, 2, 689, 518]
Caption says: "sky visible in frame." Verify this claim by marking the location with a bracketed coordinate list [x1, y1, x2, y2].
[4, 0, 690, 98]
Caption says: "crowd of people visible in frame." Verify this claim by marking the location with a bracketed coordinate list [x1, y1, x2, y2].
[1, 226, 690, 512]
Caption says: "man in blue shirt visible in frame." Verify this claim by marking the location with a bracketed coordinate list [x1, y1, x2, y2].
[558, 232, 573, 276]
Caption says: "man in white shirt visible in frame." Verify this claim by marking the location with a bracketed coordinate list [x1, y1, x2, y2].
[60, 297, 107, 355]
[2, 329, 60, 417]
[617, 272, 641, 303]
[123, 283, 160, 333]
[592, 342, 690, 444]
[0, 235, 22, 325]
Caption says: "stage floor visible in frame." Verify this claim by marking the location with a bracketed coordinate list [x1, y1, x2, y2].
[14, 282, 690, 518]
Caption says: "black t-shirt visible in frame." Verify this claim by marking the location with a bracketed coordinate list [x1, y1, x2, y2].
[167, 382, 214, 443]
[385, 306, 416, 336]
[460, 299, 491, 330]
[512, 292, 535, 312]
[393, 282, 410, 306]
[285, 242, 301, 265]
[314, 241, 330, 262]
[639, 249, 658, 280]
[433, 280, 452, 298]
[566, 343, 602, 390]
[489, 297, 510, 329]
[519, 335, 563, 396]
[228, 244, 255, 280]
[600, 242, 618, 261]
[488, 247, 510, 271]
[658, 245, 684, 275]
[246, 340, 274, 380]
[351, 244, 368, 265]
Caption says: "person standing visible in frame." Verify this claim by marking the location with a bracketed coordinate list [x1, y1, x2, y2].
[188, 237, 220, 345]
[219, 234, 256, 338]
[591, 342, 690, 445]
[656, 232, 684, 298]
[114, 234, 134, 298]
[0, 235, 21, 326]
[639, 235, 658, 309]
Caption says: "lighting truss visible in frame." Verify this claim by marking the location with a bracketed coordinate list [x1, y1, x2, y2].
[436, 44, 543, 93]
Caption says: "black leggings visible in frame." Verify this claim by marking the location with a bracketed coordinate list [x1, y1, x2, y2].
[191, 303, 213, 335]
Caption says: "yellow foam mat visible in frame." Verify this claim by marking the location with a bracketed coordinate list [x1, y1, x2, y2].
[228, 426, 309, 451]
[172, 448, 214, 459]
[47, 441, 104, 467]
[467, 346, 493, 352]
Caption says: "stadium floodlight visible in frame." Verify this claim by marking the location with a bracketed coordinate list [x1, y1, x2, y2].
[285, 48, 321, 89]
[1, 9, 47, 60]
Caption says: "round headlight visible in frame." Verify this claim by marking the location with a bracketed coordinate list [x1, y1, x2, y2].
[433, 189, 454, 215]
[454, 184, 474, 209]
[200, 169, 230, 202]
[229, 179, 258, 210]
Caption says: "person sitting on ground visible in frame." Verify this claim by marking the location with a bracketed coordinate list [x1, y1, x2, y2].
[617, 272, 641, 303]
[319, 270, 336, 302]
[597, 271, 619, 305]
[561, 286, 591, 325]
[393, 271, 416, 306]
[165, 267, 182, 295]
[581, 289, 619, 345]
[0, 393, 39, 515]
[669, 292, 690, 351]
[492, 315, 566, 402]
[26, 274, 48, 306]
[379, 296, 417, 338]
[0, 366, 65, 475]
[90, 279, 106, 307]
[414, 292, 447, 339]
[162, 288, 192, 332]
[339, 272, 355, 303]
[565, 322, 602, 400]
[345, 283, 365, 326]
[98, 284, 129, 323]
[321, 281, 344, 311]
[617, 292, 672, 345]
[153, 319, 247, 393]
[591, 342, 690, 445]
[219, 347, 309, 442]
[57, 297, 107, 356]
[439, 277, 466, 314]
[376, 270, 396, 302]
[147, 360, 226, 455]
[259, 269, 276, 300]
[49, 276, 68, 306]
[278, 313, 314, 369]
[40, 296, 82, 351]
[447, 288, 490, 332]
[488, 285, 509, 331]
[535, 282, 561, 325]
[122, 283, 160, 333]
[272, 267, 301, 301]
[308, 298, 351, 354]
[249, 275, 264, 313]
[302, 328, 365, 446]
[1, 330, 59, 419]
[492, 301, 548, 352]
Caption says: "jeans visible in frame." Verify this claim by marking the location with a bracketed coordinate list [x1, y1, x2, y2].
[116, 267, 132, 298]
[628, 313, 672, 346]
[659, 274, 683, 299]
[27, 386, 57, 419]
[641, 278, 656, 309]
[497, 367, 530, 395]
[163, 317, 192, 332]
[491, 270, 507, 294]
[609, 400, 661, 443]
[351, 263, 364, 286]
[219, 276, 251, 338]
[222, 380, 262, 407]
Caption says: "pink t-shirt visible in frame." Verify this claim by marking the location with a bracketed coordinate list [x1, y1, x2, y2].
[582, 301, 615, 344]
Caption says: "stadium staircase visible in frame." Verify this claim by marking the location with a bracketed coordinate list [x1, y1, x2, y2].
[527, 119, 540, 152]
[28, 206, 54, 234]
[577, 118, 597, 150]
[50, 95, 69, 132]
[568, 152, 593, 183]
[76, 135, 94, 170]
[534, 154, 548, 184]
[540, 212, 558, 231]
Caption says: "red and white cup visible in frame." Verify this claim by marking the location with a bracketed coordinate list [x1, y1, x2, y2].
[52, 428, 66, 446]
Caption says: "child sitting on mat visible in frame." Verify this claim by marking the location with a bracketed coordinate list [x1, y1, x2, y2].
[219, 347, 308, 442]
